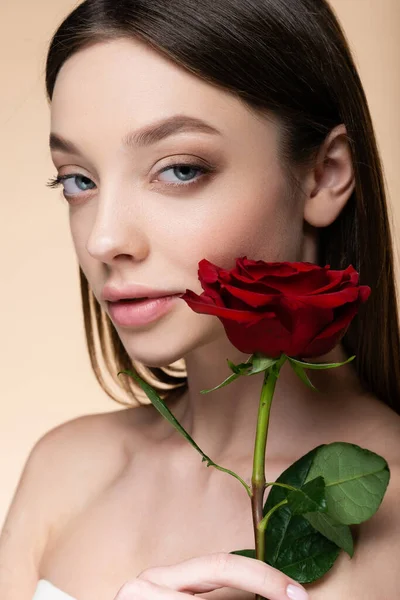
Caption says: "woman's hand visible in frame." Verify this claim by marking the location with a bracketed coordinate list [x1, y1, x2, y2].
[113, 552, 309, 600]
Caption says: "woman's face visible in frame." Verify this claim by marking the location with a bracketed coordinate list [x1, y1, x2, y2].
[50, 38, 307, 367]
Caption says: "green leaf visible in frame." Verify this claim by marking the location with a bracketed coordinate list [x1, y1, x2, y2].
[304, 512, 354, 557]
[266, 512, 340, 583]
[289, 355, 356, 370]
[305, 442, 390, 525]
[118, 370, 213, 465]
[200, 371, 240, 394]
[288, 360, 317, 390]
[229, 549, 256, 558]
[287, 476, 327, 515]
[263, 447, 341, 583]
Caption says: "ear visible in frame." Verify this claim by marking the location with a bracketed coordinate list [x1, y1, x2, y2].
[303, 124, 355, 227]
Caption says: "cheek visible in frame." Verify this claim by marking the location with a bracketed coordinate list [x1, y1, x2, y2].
[166, 177, 296, 272]
[68, 211, 97, 282]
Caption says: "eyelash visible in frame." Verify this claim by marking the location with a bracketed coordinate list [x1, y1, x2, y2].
[46, 161, 214, 201]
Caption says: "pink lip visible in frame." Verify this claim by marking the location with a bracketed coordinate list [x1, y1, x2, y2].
[107, 295, 181, 327]
[102, 283, 182, 302]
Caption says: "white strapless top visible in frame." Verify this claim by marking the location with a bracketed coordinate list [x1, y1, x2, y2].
[33, 580, 78, 600]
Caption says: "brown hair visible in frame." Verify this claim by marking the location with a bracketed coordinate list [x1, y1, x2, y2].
[45, 0, 400, 413]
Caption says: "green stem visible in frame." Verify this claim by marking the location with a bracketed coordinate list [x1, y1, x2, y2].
[251, 354, 287, 600]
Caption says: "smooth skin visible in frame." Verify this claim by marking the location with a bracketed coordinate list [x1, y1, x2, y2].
[1, 37, 400, 600]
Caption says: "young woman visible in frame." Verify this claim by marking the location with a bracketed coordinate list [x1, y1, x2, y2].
[1, 0, 399, 599]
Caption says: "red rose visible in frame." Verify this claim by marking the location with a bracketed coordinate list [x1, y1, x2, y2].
[180, 257, 371, 358]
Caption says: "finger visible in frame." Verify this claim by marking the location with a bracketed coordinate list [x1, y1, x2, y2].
[114, 578, 196, 600]
[136, 552, 309, 600]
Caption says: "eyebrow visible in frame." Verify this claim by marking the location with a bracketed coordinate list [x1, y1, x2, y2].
[49, 114, 222, 154]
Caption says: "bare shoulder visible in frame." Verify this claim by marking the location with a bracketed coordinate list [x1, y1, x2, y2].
[353, 397, 400, 591]
[307, 396, 400, 599]
[0, 406, 145, 595]
[307, 464, 400, 599]
[32, 407, 147, 528]
[351, 392, 400, 467]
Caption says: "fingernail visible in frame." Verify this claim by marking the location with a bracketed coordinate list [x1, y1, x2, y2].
[286, 583, 309, 600]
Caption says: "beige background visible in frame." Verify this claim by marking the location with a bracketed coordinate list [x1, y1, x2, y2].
[1, 0, 399, 529]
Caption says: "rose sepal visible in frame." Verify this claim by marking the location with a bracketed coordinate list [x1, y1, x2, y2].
[200, 355, 278, 395]
[288, 355, 356, 369]
[201, 354, 280, 395]
[287, 355, 356, 390]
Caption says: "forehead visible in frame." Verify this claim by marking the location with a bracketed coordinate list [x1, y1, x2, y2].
[50, 38, 278, 150]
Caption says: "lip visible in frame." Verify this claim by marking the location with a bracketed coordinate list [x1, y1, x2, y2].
[102, 283, 182, 302]
[107, 295, 181, 327]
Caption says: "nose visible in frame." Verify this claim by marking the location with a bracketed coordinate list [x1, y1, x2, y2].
[85, 189, 149, 265]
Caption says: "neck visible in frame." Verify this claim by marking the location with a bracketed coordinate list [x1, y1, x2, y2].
[149, 339, 364, 467]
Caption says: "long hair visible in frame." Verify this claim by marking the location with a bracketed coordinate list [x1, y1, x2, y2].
[45, 0, 400, 412]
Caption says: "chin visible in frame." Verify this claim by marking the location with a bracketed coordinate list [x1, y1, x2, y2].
[116, 317, 221, 368]
[142, 356, 184, 369]
[117, 334, 188, 368]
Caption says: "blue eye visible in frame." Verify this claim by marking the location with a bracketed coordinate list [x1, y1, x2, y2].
[156, 164, 209, 187]
[46, 173, 96, 197]
[46, 161, 215, 201]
